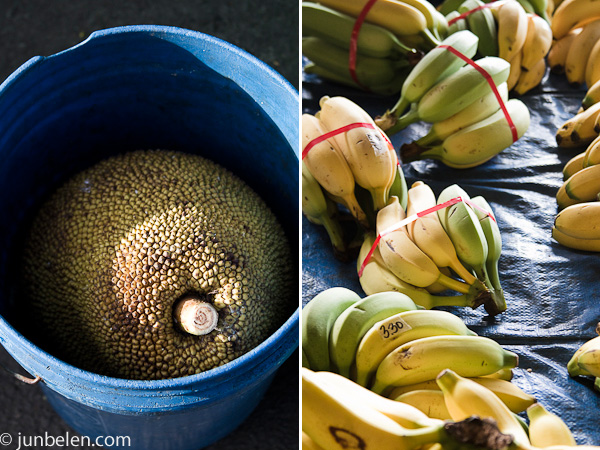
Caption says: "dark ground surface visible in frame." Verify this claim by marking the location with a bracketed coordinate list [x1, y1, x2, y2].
[0, 1, 299, 450]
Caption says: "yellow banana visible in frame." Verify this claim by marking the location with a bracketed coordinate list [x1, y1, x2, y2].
[497, 0, 529, 61]
[567, 331, 600, 376]
[551, 0, 600, 39]
[302, 368, 447, 450]
[377, 196, 473, 293]
[556, 163, 600, 209]
[565, 18, 600, 86]
[387, 376, 535, 413]
[394, 390, 452, 420]
[354, 309, 476, 387]
[584, 134, 600, 166]
[319, 96, 397, 211]
[586, 39, 600, 88]
[302, 431, 325, 450]
[583, 79, 600, 110]
[547, 28, 583, 74]
[507, 50, 523, 91]
[563, 151, 587, 179]
[569, 335, 600, 376]
[527, 403, 577, 447]
[436, 369, 531, 446]
[520, 13, 552, 72]
[553, 202, 600, 239]
[308, 369, 443, 429]
[514, 57, 546, 95]
[357, 233, 488, 310]
[552, 225, 600, 251]
[405, 181, 478, 284]
[302, 114, 368, 228]
[302, 162, 347, 255]
[555, 101, 600, 148]
[370, 335, 519, 394]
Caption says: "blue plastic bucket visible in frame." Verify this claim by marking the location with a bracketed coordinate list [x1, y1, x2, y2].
[0, 25, 299, 450]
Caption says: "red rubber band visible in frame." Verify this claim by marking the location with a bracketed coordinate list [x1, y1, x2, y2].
[302, 122, 393, 160]
[438, 45, 519, 143]
[349, 0, 379, 89]
[357, 196, 495, 277]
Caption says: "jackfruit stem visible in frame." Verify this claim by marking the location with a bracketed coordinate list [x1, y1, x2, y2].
[173, 295, 218, 336]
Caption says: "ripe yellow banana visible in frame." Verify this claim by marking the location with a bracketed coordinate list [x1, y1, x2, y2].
[556, 164, 600, 209]
[507, 51, 523, 91]
[308, 369, 443, 429]
[565, 18, 600, 86]
[394, 390, 451, 420]
[302, 431, 325, 450]
[370, 335, 519, 394]
[302, 162, 347, 256]
[567, 331, 600, 376]
[416, 82, 509, 146]
[302, 114, 368, 228]
[527, 403, 577, 447]
[403, 98, 530, 169]
[357, 233, 488, 310]
[548, 28, 582, 74]
[551, 0, 600, 39]
[377, 195, 473, 293]
[583, 79, 600, 110]
[552, 226, 600, 251]
[553, 202, 600, 240]
[497, 0, 529, 61]
[436, 369, 531, 446]
[387, 376, 535, 413]
[302, 367, 447, 450]
[514, 57, 546, 95]
[555, 101, 600, 148]
[354, 309, 476, 387]
[302, 287, 361, 371]
[319, 96, 397, 211]
[563, 151, 587, 179]
[584, 134, 600, 166]
[329, 291, 418, 378]
[405, 181, 478, 284]
[520, 13, 552, 72]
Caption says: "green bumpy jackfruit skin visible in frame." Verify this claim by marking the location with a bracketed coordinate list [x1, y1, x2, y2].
[19, 149, 293, 380]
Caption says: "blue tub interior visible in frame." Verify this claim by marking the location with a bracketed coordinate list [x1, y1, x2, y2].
[0, 26, 299, 450]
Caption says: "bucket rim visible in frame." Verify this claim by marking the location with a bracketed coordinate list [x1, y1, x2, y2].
[0, 24, 300, 390]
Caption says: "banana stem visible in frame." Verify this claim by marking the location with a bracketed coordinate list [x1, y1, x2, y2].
[318, 213, 348, 259]
[342, 194, 370, 230]
[415, 129, 441, 147]
[385, 104, 420, 136]
[449, 260, 478, 286]
[436, 272, 472, 294]
[419, 29, 442, 50]
[400, 142, 440, 162]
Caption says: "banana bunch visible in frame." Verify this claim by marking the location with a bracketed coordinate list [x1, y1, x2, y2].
[568, 324, 600, 385]
[556, 102, 600, 149]
[302, 96, 408, 258]
[442, 0, 552, 95]
[301, 0, 446, 95]
[358, 181, 507, 315]
[439, 0, 552, 24]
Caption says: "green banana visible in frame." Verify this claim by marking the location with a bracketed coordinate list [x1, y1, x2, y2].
[436, 185, 505, 315]
[402, 98, 530, 168]
[302, 37, 409, 91]
[375, 30, 479, 131]
[302, 2, 417, 59]
[302, 162, 347, 256]
[415, 81, 509, 146]
[390, 56, 510, 133]
[301, 286, 361, 371]
[329, 291, 418, 378]
[446, 11, 468, 35]
[459, 0, 498, 57]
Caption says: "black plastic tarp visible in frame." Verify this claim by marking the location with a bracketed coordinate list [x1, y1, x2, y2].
[302, 58, 600, 444]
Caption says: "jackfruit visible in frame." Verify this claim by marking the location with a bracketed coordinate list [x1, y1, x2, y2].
[18, 149, 294, 380]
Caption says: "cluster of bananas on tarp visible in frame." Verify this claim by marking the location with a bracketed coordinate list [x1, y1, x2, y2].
[301, 286, 591, 450]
